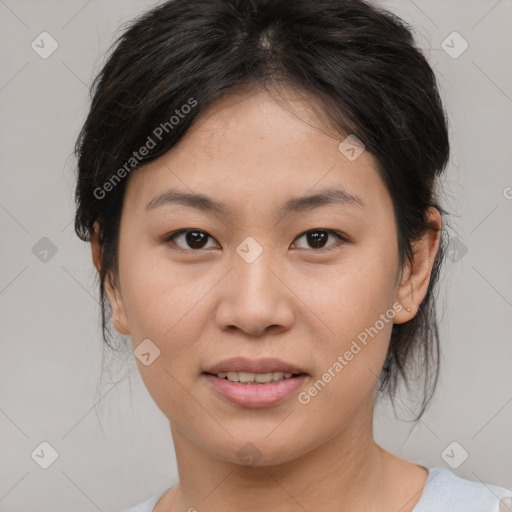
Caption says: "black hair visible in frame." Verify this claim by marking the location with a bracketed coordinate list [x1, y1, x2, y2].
[73, 0, 450, 421]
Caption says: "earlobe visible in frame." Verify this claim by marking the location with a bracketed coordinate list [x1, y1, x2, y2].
[104, 275, 131, 335]
[90, 222, 130, 335]
[394, 279, 416, 324]
[393, 207, 442, 324]
[90, 222, 102, 273]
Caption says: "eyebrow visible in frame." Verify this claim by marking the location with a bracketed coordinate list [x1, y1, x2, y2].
[145, 186, 364, 215]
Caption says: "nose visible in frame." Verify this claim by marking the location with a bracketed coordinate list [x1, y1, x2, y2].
[214, 246, 295, 337]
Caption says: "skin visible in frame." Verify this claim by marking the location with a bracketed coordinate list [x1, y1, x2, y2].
[91, 85, 441, 512]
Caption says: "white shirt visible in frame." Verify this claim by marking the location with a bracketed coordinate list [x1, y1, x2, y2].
[122, 467, 512, 512]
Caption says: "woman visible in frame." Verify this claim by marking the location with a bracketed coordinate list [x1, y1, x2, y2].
[72, 0, 512, 510]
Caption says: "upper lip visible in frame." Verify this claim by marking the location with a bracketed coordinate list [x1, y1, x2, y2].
[204, 357, 307, 375]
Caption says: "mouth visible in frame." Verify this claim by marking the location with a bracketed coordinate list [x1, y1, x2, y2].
[203, 370, 307, 384]
[202, 357, 309, 408]
[202, 357, 309, 407]
[203, 356, 307, 377]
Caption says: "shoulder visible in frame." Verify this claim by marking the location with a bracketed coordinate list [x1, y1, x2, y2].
[414, 467, 512, 512]
[120, 487, 169, 512]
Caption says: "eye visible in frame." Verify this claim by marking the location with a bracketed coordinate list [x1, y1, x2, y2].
[163, 228, 348, 252]
[291, 229, 347, 251]
[163, 229, 219, 250]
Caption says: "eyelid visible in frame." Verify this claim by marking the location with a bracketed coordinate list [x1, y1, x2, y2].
[163, 228, 349, 251]
[292, 229, 348, 251]
[163, 229, 220, 251]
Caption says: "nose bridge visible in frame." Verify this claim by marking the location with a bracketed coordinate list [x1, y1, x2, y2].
[215, 235, 294, 335]
[233, 234, 279, 302]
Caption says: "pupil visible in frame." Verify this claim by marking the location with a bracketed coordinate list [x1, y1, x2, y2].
[308, 230, 327, 248]
[186, 231, 207, 249]
[184, 230, 328, 250]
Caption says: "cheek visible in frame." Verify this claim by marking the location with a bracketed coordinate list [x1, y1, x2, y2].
[341, 232, 400, 315]
[294, 241, 398, 336]
[119, 243, 205, 336]
[296, 281, 396, 426]
[292, 242, 398, 396]
[119, 251, 211, 417]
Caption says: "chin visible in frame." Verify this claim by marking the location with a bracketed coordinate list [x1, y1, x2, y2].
[204, 433, 312, 468]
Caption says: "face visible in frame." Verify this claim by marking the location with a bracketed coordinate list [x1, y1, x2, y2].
[95, 86, 439, 466]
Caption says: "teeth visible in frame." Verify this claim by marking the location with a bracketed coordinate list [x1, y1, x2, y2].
[216, 371, 295, 383]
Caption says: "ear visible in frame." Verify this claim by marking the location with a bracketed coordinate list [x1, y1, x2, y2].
[393, 207, 442, 324]
[90, 222, 130, 335]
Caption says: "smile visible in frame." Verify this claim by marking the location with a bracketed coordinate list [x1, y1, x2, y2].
[202, 372, 308, 408]
[209, 371, 299, 383]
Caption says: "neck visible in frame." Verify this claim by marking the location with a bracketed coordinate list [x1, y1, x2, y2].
[163, 402, 393, 512]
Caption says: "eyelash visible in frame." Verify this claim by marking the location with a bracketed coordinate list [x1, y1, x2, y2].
[162, 228, 349, 252]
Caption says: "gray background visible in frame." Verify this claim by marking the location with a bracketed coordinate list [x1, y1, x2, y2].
[1, 0, 511, 510]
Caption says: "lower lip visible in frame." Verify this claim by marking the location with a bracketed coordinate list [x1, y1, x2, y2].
[203, 373, 308, 408]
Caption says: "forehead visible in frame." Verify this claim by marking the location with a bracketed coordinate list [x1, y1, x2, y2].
[124, 88, 390, 218]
